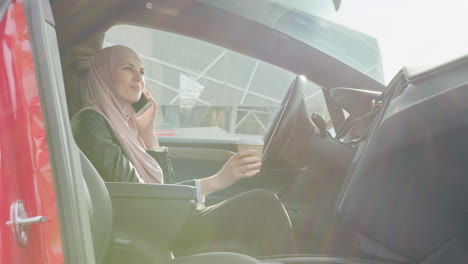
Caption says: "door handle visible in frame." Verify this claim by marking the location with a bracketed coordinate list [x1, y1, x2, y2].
[6, 200, 48, 247]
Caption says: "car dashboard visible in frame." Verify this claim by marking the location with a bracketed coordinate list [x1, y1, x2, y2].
[334, 55, 468, 262]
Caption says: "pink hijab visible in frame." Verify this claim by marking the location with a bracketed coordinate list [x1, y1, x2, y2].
[80, 45, 163, 184]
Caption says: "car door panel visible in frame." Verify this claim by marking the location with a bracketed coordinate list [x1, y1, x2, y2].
[166, 149, 299, 196]
[168, 147, 234, 183]
[0, 1, 64, 263]
[24, 0, 96, 262]
[160, 138, 304, 203]
[160, 137, 237, 187]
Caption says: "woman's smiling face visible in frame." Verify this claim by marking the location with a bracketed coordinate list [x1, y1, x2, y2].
[113, 57, 145, 103]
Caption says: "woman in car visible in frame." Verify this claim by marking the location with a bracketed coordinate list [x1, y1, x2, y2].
[71, 45, 297, 256]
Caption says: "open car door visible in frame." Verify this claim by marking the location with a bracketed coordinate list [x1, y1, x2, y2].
[0, 0, 95, 263]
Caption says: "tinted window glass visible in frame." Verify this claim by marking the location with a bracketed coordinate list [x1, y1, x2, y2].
[105, 25, 331, 139]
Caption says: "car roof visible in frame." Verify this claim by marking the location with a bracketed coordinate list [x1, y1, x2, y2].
[51, 0, 385, 92]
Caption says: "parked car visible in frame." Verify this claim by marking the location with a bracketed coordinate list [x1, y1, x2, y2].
[1, 0, 466, 263]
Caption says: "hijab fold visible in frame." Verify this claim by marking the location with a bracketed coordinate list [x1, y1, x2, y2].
[79, 45, 163, 184]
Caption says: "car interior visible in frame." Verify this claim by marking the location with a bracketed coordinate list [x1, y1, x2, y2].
[30, 0, 467, 263]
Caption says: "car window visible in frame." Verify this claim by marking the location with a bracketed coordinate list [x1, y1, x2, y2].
[105, 25, 331, 140]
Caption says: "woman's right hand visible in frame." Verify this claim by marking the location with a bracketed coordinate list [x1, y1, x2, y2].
[200, 149, 262, 195]
[134, 91, 160, 150]
[134, 91, 158, 135]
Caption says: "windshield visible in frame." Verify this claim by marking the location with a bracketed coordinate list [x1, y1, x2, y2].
[199, 0, 468, 84]
[199, 0, 384, 83]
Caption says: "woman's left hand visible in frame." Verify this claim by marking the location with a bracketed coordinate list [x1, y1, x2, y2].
[201, 149, 262, 195]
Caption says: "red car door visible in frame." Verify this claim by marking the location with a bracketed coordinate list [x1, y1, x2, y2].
[0, 0, 64, 263]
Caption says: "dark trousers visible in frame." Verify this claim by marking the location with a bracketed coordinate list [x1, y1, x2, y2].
[173, 189, 298, 257]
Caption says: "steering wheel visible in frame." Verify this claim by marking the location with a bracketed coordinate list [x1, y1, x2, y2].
[262, 75, 317, 169]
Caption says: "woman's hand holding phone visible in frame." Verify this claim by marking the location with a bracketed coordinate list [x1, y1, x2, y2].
[133, 91, 160, 150]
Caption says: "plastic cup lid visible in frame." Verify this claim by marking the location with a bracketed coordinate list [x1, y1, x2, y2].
[237, 138, 264, 145]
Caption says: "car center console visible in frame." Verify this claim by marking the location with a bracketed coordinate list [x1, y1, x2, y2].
[105, 183, 197, 263]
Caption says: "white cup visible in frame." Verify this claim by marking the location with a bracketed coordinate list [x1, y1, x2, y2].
[237, 138, 264, 159]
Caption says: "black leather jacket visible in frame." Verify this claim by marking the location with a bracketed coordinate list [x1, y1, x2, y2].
[71, 109, 193, 186]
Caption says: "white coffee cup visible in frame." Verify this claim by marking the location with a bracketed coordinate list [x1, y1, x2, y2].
[237, 138, 264, 159]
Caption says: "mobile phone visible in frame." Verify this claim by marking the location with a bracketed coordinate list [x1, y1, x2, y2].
[132, 93, 152, 116]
